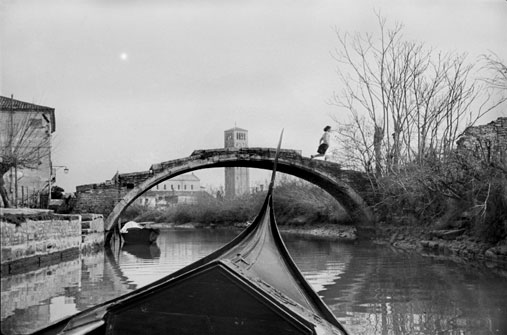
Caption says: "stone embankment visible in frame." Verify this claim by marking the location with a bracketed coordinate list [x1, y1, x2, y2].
[150, 221, 359, 241]
[238, 219, 507, 267]
[143, 220, 507, 268]
[279, 224, 358, 241]
[1, 209, 105, 275]
[372, 225, 507, 267]
[278, 223, 507, 268]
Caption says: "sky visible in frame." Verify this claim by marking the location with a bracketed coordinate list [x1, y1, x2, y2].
[1, 0, 506, 192]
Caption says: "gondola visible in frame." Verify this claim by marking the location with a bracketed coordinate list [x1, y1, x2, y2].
[120, 221, 160, 244]
[33, 131, 349, 335]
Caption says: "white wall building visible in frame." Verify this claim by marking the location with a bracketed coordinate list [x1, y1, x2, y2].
[137, 173, 202, 208]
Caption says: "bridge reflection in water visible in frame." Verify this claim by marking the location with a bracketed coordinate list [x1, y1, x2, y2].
[2, 229, 507, 335]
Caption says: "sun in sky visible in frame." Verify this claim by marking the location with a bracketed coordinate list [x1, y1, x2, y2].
[119, 52, 128, 61]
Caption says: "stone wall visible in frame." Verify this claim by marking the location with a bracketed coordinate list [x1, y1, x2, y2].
[457, 117, 507, 209]
[1, 215, 81, 266]
[81, 213, 105, 251]
[457, 117, 507, 165]
[1, 211, 105, 275]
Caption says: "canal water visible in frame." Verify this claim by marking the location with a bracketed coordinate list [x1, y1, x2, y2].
[1, 228, 506, 334]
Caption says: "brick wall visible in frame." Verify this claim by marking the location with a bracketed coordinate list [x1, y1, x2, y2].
[73, 183, 129, 217]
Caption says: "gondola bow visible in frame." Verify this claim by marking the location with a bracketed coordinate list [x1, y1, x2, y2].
[33, 131, 349, 335]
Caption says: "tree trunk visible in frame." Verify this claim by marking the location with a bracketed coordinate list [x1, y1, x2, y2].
[374, 125, 384, 177]
[0, 172, 11, 208]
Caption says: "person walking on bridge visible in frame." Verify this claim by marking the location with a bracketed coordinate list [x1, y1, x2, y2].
[311, 126, 331, 160]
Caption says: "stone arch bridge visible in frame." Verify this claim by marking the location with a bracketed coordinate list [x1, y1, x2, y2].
[73, 148, 376, 236]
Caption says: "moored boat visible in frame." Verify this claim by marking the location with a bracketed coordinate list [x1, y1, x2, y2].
[32, 132, 349, 335]
[120, 221, 159, 244]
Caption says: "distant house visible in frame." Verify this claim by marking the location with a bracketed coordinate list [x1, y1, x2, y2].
[0, 96, 56, 207]
[137, 173, 206, 208]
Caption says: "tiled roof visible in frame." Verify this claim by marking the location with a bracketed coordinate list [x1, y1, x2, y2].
[0, 96, 56, 132]
[0, 96, 54, 111]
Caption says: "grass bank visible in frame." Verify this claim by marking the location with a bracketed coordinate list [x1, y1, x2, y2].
[123, 178, 352, 228]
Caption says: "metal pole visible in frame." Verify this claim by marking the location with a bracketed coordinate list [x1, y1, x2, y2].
[47, 119, 53, 208]
[14, 160, 18, 207]
[9, 95, 14, 206]
[48, 167, 52, 208]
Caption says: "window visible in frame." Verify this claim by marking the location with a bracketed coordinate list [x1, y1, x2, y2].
[178, 185, 180, 190]
[184, 185, 187, 190]
[164, 185, 166, 190]
[191, 185, 193, 190]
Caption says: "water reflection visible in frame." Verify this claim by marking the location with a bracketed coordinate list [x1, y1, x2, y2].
[1, 229, 506, 335]
[122, 244, 161, 260]
[283, 237, 507, 335]
[115, 229, 238, 289]
[1, 258, 80, 334]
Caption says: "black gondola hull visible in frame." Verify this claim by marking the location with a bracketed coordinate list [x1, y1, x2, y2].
[121, 228, 159, 244]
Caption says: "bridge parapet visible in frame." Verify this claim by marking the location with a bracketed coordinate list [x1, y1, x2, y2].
[190, 148, 303, 160]
[148, 148, 303, 173]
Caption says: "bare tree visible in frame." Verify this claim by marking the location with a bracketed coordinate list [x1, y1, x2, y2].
[330, 14, 505, 178]
[0, 100, 51, 208]
[481, 52, 507, 91]
[329, 14, 506, 232]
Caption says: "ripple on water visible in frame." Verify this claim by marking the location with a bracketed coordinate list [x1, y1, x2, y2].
[2, 229, 506, 335]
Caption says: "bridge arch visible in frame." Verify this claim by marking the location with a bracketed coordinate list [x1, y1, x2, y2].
[105, 148, 374, 235]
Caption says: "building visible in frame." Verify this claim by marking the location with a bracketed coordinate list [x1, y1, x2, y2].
[137, 173, 203, 208]
[0, 96, 56, 207]
[224, 127, 250, 198]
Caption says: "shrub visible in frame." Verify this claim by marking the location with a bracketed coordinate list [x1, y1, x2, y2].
[128, 179, 348, 226]
[121, 204, 148, 222]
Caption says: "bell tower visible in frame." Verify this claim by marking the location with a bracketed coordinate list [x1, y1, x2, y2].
[224, 127, 250, 198]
